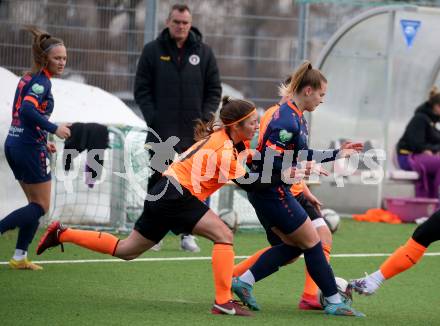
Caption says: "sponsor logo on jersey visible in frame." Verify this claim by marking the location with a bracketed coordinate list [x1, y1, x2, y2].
[279, 129, 293, 143]
[31, 83, 45, 94]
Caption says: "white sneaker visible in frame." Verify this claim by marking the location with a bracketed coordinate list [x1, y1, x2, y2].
[180, 235, 200, 252]
[349, 273, 381, 296]
[150, 240, 163, 252]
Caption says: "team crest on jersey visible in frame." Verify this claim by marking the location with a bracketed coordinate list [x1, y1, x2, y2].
[279, 129, 293, 143]
[31, 83, 45, 94]
[189, 54, 200, 65]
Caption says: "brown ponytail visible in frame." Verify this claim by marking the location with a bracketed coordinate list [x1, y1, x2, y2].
[279, 60, 327, 98]
[26, 26, 64, 73]
[193, 113, 221, 141]
[193, 96, 255, 141]
[428, 85, 440, 106]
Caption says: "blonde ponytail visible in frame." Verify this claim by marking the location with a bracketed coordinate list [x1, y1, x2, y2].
[280, 60, 326, 98]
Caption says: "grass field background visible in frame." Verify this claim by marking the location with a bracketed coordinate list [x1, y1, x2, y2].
[1, 219, 440, 325]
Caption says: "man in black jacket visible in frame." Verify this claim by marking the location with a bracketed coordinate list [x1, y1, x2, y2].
[134, 4, 221, 252]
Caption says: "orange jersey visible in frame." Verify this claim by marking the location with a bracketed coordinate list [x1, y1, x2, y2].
[257, 104, 280, 148]
[163, 129, 247, 201]
[259, 103, 305, 196]
[290, 180, 305, 196]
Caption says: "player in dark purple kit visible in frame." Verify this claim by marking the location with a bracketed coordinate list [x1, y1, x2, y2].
[232, 61, 365, 317]
[0, 27, 70, 270]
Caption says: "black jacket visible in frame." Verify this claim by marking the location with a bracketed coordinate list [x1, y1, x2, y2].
[397, 101, 440, 153]
[134, 26, 221, 153]
[63, 123, 109, 180]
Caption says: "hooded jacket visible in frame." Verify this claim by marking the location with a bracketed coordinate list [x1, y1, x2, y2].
[134, 26, 221, 153]
[397, 101, 440, 153]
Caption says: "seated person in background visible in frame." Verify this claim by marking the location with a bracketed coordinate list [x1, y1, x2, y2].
[396, 86, 440, 199]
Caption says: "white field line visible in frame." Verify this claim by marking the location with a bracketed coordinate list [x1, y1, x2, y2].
[1, 252, 440, 265]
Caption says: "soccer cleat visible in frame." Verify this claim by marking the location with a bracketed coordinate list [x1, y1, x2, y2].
[211, 300, 253, 316]
[298, 293, 323, 310]
[9, 258, 43, 270]
[180, 235, 200, 252]
[324, 301, 365, 317]
[349, 273, 381, 296]
[36, 220, 66, 255]
[231, 277, 261, 311]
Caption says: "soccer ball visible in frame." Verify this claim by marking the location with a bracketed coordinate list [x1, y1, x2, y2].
[317, 277, 353, 307]
[218, 208, 239, 233]
[321, 208, 341, 233]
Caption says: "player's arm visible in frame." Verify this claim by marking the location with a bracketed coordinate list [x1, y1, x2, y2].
[232, 164, 327, 191]
[297, 148, 340, 163]
[219, 144, 282, 191]
[302, 182, 323, 213]
[405, 115, 439, 153]
[298, 142, 363, 163]
[232, 171, 282, 192]
[20, 81, 57, 134]
[264, 121, 299, 171]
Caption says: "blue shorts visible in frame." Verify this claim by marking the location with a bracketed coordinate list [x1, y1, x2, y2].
[5, 145, 51, 184]
[248, 185, 308, 239]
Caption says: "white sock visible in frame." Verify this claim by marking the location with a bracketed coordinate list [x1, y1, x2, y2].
[369, 270, 385, 285]
[239, 270, 256, 286]
[325, 292, 342, 304]
[13, 249, 27, 261]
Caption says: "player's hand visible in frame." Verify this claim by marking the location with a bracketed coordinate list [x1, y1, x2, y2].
[55, 123, 71, 139]
[285, 161, 329, 182]
[306, 193, 323, 214]
[301, 160, 329, 177]
[46, 141, 57, 153]
[339, 141, 364, 158]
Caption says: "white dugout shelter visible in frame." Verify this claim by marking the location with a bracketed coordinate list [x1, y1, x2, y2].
[308, 5, 440, 213]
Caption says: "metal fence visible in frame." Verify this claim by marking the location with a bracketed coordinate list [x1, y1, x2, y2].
[1, 0, 439, 108]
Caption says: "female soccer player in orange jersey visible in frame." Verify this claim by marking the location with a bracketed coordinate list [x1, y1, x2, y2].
[350, 209, 440, 295]
[36, 96, 302, 316]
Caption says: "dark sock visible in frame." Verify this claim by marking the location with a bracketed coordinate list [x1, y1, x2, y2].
[303, 241, 337, 297]
[0, 203, 45, 250]
[250, 243, 302, 282]
[16, 211, 42, 251]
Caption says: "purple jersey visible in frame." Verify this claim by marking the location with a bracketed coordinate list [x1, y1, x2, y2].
[252, 100, 339, 173]
[5, 69, 57, 147]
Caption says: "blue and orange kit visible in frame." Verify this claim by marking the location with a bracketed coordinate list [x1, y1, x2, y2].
[252, 100, 339, 173]
[6, 69, 57, 147]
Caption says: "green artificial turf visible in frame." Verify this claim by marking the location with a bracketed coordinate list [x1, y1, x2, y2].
[1, 219, 439, 325]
